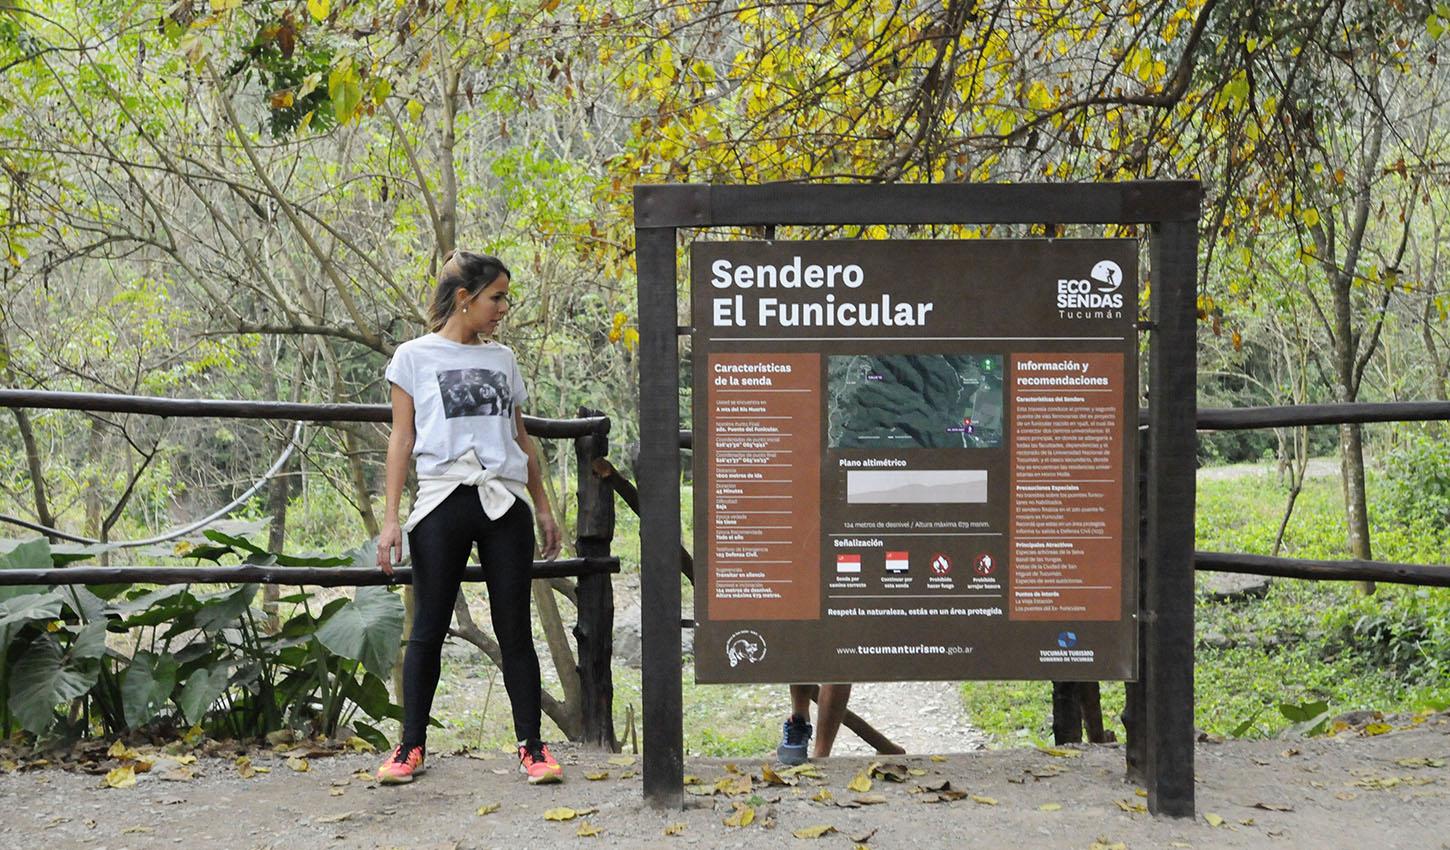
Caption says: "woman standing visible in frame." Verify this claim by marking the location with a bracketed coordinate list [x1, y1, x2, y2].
[375, 250, 564, 785]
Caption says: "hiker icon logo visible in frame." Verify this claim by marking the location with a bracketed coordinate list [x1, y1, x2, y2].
[725, 630, 767, 667]
[1090, 259, 1124, 292]
[930, 553, 952, 576]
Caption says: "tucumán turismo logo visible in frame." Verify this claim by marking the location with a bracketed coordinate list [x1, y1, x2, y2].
[1056, 259, 1125, 320]
[725, 630, 767, 667]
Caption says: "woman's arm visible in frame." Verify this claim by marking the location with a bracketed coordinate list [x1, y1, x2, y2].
[377, 383, 416, 574]
[514, 407, 561, 560]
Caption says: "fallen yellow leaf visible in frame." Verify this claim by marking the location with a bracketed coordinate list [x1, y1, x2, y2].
[608, 755, 636, 766]
[576, 821, 602, 837]
[1363, 723, 1393, 736]
[1204, 812, 1225, 827]
[104, 765, 137, 789]
[812, 788, 833, 803]
[286, 756, 310, 773]
[1038, 802, 1062, 812]
[971, 794, 998, 805]
[793, 824, 836, 839]
[585, 771, 609, 781]
[846, 770, 873, 793]
[761, 764, 796, 786]
[158, 766, 195, 782]
[476, 803, 501, 816]
[543, 807, 577, 821]
[1036, 746, 1083, 758]
[715, 774, 752, 795]
[1090, 840, 1127, 850]
[346, 736, 376, 753]
[723, 803, 755, 827]
[1253, 801, 1293, 812]
[930, 755, 946, 763]
[663, 822, 686, 835]
[107, 741, 135, 759]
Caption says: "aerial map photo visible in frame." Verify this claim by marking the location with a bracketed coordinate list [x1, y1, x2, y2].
[827, 354, 1004, 449]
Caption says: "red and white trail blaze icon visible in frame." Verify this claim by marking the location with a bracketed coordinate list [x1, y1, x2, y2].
[835, 554, 861, 574]
[930, 553, 952, 575]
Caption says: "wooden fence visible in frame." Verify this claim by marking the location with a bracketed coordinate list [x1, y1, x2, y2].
[0, 389, 622, 750]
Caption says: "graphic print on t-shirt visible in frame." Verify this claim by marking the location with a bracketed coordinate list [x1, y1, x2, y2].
[437, 368, 513, 418]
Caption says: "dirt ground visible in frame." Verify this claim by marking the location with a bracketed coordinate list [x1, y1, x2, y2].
[3, 712, 1446, 850]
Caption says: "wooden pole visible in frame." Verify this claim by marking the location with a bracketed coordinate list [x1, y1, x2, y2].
[1143, 218, 1198, 818]
[573, 411, 619, 751]
[635, 217, 685, 809]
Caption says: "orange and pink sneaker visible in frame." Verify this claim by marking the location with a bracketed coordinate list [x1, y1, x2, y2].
[518, 740, 564, 784]
[376, 743, 426, 785]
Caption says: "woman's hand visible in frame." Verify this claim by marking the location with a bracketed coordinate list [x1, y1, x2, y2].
[537, 509, 562, 561]
[377, 520, 403, 575]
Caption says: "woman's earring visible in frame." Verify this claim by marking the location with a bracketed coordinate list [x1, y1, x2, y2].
[463, 307, 468, 313]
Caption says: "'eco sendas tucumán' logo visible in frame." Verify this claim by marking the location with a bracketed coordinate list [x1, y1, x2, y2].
[1057, 259, 1125, 319]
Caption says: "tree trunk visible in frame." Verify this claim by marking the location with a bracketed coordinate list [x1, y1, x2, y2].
[11, 408, 55, 537]
[0, 326, 56, 537]
[1338, 422, 1374, 594]
[84, 418, 104, 556]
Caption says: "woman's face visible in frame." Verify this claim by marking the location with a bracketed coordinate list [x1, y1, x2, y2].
[459, 273, 511, 337]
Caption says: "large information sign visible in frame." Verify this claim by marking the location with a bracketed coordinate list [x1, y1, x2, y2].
[692, 240, 1139, 683]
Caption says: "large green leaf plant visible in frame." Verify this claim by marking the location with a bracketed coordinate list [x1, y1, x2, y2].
[0, 535, 402, 746]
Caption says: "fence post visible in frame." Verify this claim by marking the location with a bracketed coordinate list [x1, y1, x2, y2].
[573, 408, 618, 751]
[635, 219, 685, 808]
[1124, 438, 1149, 782]
[1142, 218, 1199, 817]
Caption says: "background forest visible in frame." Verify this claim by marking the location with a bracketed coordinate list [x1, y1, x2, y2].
[1, 0, 1447, 749]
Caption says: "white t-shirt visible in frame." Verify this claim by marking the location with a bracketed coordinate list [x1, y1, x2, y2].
[384, 334, 530, 483]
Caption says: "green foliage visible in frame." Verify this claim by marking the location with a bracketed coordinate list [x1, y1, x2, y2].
[1379, 429, 1450, 533]
[1192, 471, 1450, 738]
[0, 535, 403, 743]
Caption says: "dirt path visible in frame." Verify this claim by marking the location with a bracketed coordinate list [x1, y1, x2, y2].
[1195, 457, 1338, 482]
[4, 713, 1445, 850]
[829, 681, 988, 755]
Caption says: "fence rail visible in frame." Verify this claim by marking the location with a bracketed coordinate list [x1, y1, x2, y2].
[1194, 552, 1450, 588]
[0, 559, 620, 587]
[0, 389, 608, 437]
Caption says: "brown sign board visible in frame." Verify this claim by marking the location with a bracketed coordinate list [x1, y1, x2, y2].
[691, 239, 1139, 683]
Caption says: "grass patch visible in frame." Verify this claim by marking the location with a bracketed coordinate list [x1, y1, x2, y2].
[964, 463, 1450, 745]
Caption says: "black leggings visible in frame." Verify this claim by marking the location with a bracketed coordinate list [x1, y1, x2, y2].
[403, 486, 540, 746]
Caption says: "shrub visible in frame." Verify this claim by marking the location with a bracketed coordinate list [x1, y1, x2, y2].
[0, 535, 402, 747]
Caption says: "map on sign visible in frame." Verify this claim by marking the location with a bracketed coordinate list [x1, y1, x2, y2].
[827, 354, 1004, 449]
